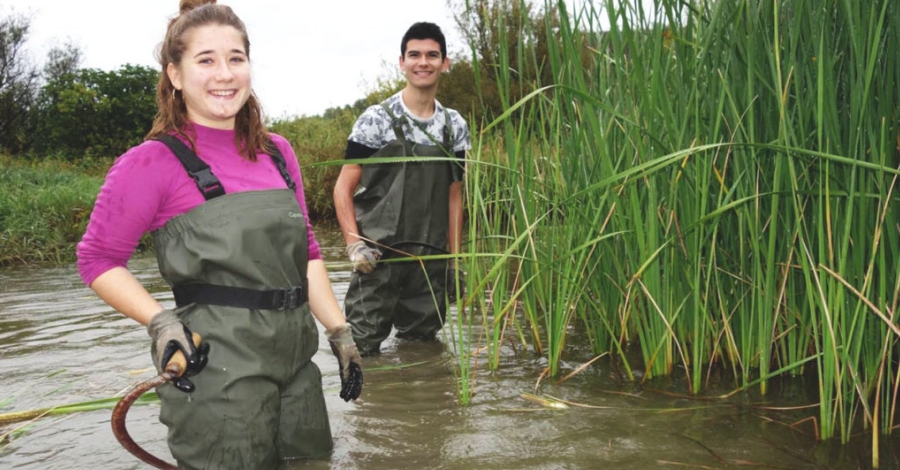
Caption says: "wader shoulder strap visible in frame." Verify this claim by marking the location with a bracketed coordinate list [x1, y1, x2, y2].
[380, 103, 407, 142]
[266, 143, 297, 191]
[442, 108, 453, 150]
[155, 134, 225, 200]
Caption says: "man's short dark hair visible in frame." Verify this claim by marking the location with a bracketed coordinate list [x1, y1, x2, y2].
[401, 22, 447, 59]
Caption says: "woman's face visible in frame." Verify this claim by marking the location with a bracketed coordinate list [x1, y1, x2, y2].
[167, 24, 251, 129]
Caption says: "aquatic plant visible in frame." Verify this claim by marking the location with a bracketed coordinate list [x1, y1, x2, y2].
[454, 2, 900, 464]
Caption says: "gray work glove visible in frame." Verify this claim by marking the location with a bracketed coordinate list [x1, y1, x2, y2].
[347, 240, 382, 274]
[147, 308, 209, 393]
[325, 324, 363, 401]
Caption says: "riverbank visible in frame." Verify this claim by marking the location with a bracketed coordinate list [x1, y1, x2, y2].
[0, 157, 105, 266]
[0, 157, 338, 267]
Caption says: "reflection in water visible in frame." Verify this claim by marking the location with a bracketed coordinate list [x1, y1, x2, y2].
[1, 227, 896, 469]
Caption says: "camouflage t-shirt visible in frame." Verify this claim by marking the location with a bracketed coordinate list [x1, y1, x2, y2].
[348, 91, 471, 154]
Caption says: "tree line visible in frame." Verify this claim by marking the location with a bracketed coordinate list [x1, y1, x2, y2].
[1, 1, 567, 161]
[0, 8, 156, 158]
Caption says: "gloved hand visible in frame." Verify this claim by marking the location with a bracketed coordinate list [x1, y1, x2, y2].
[446, 267, 466, 303]
[147, 309, 210, 393]
[325, 324, 363, 401]
[347, 240, 381, 274]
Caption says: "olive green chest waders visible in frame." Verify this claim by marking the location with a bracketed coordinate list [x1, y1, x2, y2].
[344, 106, 457, 355]
[150, 136, 331, 470]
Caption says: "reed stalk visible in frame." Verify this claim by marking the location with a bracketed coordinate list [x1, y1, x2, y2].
[454, 0, 900, 458]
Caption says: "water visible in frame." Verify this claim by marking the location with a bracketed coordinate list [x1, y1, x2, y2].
[1, 224, 895, 469]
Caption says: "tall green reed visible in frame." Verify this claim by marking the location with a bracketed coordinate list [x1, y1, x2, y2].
[457, 0, 900, 455]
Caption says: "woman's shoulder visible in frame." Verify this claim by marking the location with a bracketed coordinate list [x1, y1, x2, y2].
[100, 138, 184, 200]
[113, 138, 180, 167]
[267, 132, 290, 147]
[266, 132, 297, 157]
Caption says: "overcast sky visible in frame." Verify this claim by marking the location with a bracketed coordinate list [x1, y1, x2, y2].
[2, 0, 463, 118]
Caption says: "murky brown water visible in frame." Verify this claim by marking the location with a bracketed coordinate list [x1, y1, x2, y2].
[1, 223, 896, 469]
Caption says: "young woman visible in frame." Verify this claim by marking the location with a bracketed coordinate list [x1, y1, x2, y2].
[76, 1, 361, 468]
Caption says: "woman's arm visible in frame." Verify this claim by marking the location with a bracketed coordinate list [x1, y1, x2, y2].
[89, 266, 164, 326]
[306, 259, 347, 330]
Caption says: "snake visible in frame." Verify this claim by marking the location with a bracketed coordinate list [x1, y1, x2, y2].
[111, 336, 200, 470]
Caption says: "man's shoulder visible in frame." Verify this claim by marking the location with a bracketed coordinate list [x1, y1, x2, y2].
[445, 107, 467, 125]
[349, 98, 399, 146]
[439, 106, 469, 136]
[354, 105, 391, 129]
[356, 98, 397, 124]
[435, 101, 467, 123]
[380, 93, 406, 119]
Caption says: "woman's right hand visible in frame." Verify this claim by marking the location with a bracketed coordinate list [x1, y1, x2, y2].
[147, 309, 210, 392]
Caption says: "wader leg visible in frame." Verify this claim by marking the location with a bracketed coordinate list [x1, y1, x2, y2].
[159, 366, 282, 470]
[278, 359, 333, 459]
[157, 306, 325, 469]
[394, 260, 447, 340]
[344, 267, 398, 355]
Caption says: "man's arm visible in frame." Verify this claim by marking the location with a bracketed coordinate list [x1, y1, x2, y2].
[333, 164, 363, 245]
[448, 180, 463, 256]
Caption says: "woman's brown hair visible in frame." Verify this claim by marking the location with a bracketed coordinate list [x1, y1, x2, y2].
[145, 0, 275, 160]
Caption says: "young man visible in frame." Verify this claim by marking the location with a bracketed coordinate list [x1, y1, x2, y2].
[333, 22, 471, 356]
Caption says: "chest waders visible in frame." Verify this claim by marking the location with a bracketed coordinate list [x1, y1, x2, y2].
[150, 136, 332, 470]
[344, 106, 456, 355]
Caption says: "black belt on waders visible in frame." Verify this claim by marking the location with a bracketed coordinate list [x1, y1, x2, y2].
[155, 134, 307, 311]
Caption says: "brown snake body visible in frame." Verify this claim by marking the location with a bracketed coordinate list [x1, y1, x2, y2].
[110, 370, 180, 470]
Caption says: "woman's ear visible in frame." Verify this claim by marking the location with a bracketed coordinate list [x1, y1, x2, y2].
[167, 63, 182, 90]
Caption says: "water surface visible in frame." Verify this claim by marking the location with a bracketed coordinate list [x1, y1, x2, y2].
[0, 225, 894, 469]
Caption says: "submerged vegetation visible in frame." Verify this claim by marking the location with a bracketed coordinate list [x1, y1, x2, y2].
[450, 0, 900, 462]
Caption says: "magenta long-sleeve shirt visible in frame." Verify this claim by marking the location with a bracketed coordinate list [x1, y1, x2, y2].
[77, 124, 322, 286]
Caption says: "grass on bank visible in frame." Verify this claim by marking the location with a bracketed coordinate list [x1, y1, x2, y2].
[0, 156, 105, 266]
[0, 109, 353, 269]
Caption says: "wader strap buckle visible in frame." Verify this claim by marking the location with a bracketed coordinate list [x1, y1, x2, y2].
[273, 284, 306, 310]
[191, 168, 225, 199]
[173, 279, 309, 310]
[154, 134, 226, 200]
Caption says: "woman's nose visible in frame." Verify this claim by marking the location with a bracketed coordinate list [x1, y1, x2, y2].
[215, 62, 235, 80]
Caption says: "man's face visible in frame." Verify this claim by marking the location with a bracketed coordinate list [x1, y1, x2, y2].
[400, 39, 449, 90]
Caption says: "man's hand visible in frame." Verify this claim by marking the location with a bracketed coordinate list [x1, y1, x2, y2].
[147, 309, 210, 393]
[325, 324, 363, 401]
[347, 241, 382, 274]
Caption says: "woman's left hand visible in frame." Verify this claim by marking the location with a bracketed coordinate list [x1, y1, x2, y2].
[325, 324, 363, 401]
